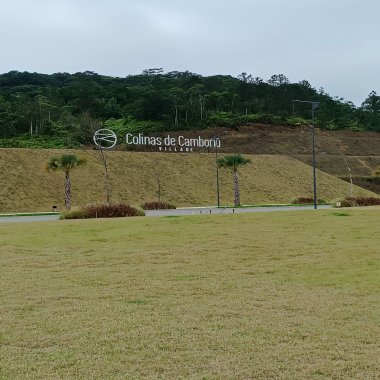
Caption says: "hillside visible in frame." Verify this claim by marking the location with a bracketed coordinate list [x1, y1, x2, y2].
[143, 124, 380, 193]
[0, 148, 376, 213]
[1, 70, 380, 147]
[155, 124, 380, 173]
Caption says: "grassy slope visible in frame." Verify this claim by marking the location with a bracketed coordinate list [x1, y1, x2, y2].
[0, 148, 377, 213]
[0, 209, 379, 379]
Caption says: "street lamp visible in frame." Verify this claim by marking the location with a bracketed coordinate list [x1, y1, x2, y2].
[209, 130, 229, 207]
[292, 100, 320, 210]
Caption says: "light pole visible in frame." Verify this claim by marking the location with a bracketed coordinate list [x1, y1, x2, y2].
[292, 100, 320, 210]
[216, 146, 220, 207]
[210, 130, 229, 207]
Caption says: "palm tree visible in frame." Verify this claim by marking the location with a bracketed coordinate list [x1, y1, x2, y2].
[217, 154, 250, 206]
[47, 154, 87, 210]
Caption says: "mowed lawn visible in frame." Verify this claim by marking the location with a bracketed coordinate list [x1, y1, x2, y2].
[0, 209, 379, 379]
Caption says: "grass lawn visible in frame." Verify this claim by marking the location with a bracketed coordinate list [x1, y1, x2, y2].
[0, 209, 379, 379]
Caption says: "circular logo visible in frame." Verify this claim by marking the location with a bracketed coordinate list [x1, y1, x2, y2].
[93, 129, 117, 149]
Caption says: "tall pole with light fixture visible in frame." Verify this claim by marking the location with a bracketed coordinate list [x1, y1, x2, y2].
[216, 146, 220, 207]
[292, 100, 320, 209]
[311, 102, 318, 210]
[210, 130, 229, 207]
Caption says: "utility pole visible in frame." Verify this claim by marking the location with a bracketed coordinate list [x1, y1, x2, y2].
[210, 130, 229, 207]
[292, 100, 320, 210]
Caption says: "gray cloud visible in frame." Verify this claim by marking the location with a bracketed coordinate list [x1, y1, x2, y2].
[1, 0, 379, 104]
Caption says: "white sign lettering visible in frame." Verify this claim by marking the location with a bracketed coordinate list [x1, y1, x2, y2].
[93, 130, 222, 152]
[126, 133, 221, 150]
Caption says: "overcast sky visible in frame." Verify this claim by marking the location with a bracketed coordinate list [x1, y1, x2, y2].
[1, 0, 379, 105]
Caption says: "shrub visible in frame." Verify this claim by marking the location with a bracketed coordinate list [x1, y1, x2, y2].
[342, 197, 380, 207]
[61, 203, 144, 219]
[246, 113, 284, 125]
[125, 119, 166, 134]
[60, 208, 87, 220]
[207, 112, 245, 128]
[291, 197, 326, 205]
[141, 201, 176, 210]
[0, 135, 80, 149]
[101, 118, 167, 138]
[84, 203, 145, 218]
[284, 116, 308, 127]
[337, 199, 354, 207]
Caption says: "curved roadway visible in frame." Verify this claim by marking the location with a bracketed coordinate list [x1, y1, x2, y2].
[0, 205, 332, 223]
[145, 205, 331, 216]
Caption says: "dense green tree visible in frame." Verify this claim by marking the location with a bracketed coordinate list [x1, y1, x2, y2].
[361, 91, 380, 113]
[360, 91, 380, 131]
[268, 74, 289, 87]
[0, 70, 378, 147]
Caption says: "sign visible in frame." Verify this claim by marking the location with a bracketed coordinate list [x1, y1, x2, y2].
[93, 129, 117, 149]
[126, 133, 221, 152]
[93, 130, 222, 152]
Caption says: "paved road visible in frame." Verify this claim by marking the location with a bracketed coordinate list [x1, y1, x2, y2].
[0, 205, 332, 223]
[145, 205, 332, 217]
[0, 214, 60, 223]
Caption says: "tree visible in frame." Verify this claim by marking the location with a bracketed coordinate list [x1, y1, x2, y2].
[361, 91, 380, 113]
[1, 70, 379, 142]
[47, 154, 87, 210]
[237, 72, 253, 83]
[82, 113, 112, 206]
[217, 154, 250, 206]
[268, 74, 289, 87]
[169, 88, 185, 128]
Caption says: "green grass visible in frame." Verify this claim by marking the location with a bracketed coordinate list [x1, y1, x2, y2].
[0, 209, 379, 379]
[331, 212, 351, 217]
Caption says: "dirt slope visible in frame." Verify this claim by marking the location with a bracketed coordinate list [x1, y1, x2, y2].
[157, 124, 380, 177]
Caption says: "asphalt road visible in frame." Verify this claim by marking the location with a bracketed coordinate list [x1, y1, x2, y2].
[0, 205, 332, 223]
[0, 214, 60, 223]
[144, 205, 332, 216]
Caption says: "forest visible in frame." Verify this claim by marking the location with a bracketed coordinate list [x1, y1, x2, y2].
[0, 69, 379, 148]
